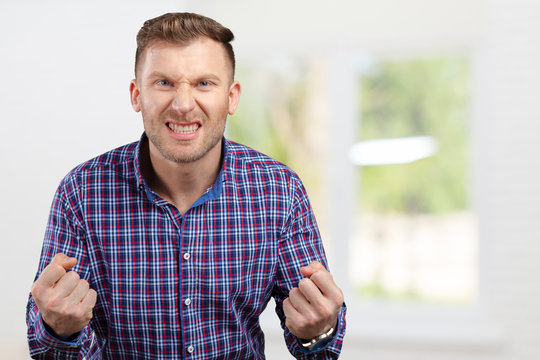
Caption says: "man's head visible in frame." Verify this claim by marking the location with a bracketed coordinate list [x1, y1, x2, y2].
[129, 13, 241, 166]
[135, 12, 236, 79]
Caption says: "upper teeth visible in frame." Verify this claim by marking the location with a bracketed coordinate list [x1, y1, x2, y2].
[169, 123, 199, 134]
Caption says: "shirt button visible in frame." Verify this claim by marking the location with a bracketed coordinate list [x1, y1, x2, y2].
[183, 252, 190, 260]
[187, 345, 194, 353]
[184, 298, 191, 306]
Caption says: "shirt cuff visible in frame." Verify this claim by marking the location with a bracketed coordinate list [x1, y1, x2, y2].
[35, 315, 85, 350]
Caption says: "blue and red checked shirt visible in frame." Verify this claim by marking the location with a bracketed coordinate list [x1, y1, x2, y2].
[26, 135, 346, 359]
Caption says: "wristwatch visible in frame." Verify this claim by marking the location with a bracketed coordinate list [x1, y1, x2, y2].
[300, 327, 336, 351]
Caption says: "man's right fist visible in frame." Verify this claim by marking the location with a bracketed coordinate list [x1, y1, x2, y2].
[31, 253, 97, 339]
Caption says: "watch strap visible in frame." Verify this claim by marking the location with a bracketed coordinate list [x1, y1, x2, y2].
[300, 326, 335, 350]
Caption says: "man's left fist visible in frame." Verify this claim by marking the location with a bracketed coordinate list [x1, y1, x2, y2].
[283, 261, 344, 340]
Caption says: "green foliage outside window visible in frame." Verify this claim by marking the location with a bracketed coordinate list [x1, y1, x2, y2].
[360, 58, 470, 214]
[226, 68, 299, 167]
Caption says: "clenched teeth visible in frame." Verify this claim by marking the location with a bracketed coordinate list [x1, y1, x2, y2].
[168, 123, 200, 134]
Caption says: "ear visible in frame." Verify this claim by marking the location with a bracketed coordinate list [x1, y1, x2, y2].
[228, 81, 241, 115]
[129, 79, 141, 112]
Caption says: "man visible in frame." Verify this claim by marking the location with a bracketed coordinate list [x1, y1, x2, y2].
[27, 12, 346, 359]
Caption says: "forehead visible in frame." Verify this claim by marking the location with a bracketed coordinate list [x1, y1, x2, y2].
[138, 38, 232, 79]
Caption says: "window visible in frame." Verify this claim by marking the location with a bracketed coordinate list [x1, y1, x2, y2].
[227, 55, 476, 306]
[352, 57, 476, 304]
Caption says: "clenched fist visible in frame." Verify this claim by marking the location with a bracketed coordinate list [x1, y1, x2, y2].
[31, 253, 97, 339]
[283, 261, 344, 340]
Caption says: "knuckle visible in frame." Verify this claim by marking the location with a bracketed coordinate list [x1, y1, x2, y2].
[51, 263, 65, 274]
[311, 270, 326, 282]
[316, 303, 332, 318]
[334, 290, 345, 305]
[85, 313, 93, 323]
[75, 306, 87, 319]
[44, 263, 66, 279]
[89, 290, 98, 306]
[46, 295, 62, 310]
[282, 298, 291, 310]
[80, 279, 90, 290]
[282, 304, 290, 316]
[285, 318, 294, 332]
[53, 253, 65, 261]
[31, 283, 44, 298]
[328, 286, 344, 306]
[62, 304, 79, 318]
[86, 307, 94, 320]
[58, 305, 72, 319]
[91, 289, 98, 300]
[67, 271, 80, 281]
[298, 278, 311, 290]
[51, 254, 62, 265]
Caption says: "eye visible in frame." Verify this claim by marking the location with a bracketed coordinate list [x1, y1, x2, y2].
[198, 81, 210, 87]
[157, 80, 171, 86]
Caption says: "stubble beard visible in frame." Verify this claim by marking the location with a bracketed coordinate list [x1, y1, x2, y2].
[143, 110, 226, 164]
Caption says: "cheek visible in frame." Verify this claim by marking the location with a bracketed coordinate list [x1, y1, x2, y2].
[197, 96, 230, 117]
[140, 94, 170, 117]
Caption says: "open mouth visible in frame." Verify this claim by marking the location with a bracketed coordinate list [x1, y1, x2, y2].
[168, 122, 200, 134]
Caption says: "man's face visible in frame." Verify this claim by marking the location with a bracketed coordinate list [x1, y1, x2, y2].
[130, 37, 240, 164]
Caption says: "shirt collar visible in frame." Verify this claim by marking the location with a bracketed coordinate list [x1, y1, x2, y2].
[133, 132, 147, 191]
[133, 133, 156, 203]
[133, 133, 229, 206]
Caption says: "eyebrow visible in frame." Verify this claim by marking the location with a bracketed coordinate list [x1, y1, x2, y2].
[146, 71, 223, 83]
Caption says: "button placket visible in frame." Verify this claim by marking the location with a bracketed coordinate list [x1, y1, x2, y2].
[182, 251, 192, 305]
[180, 227, 195, 356]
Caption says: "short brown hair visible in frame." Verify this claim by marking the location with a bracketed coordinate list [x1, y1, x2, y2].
[135, 12, 235, 77]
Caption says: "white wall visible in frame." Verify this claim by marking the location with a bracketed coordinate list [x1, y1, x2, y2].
[472, 0, 540, 358]
[0, 0, 181, 354]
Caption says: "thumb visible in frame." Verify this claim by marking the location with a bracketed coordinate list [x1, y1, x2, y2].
[300, 261, 325, 278]
[51, 253, 78, 270]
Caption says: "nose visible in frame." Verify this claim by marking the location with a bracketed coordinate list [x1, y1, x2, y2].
[171, 84, 196, 114]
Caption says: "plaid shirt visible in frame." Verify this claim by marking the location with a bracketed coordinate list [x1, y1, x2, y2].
[26, 136, 346, 359]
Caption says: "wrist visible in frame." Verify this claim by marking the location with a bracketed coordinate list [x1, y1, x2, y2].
[300, 326, 336, 351]
[42, 317, 80, 341]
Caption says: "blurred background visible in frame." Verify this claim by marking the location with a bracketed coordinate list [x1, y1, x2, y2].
[1, 0, 539, 359]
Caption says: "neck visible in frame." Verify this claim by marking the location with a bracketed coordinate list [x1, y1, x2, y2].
[140, 138, 223, 215]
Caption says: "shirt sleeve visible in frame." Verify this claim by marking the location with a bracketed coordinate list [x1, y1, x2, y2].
[273, 175, 346, 359]
[26, 176, 103, 359]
